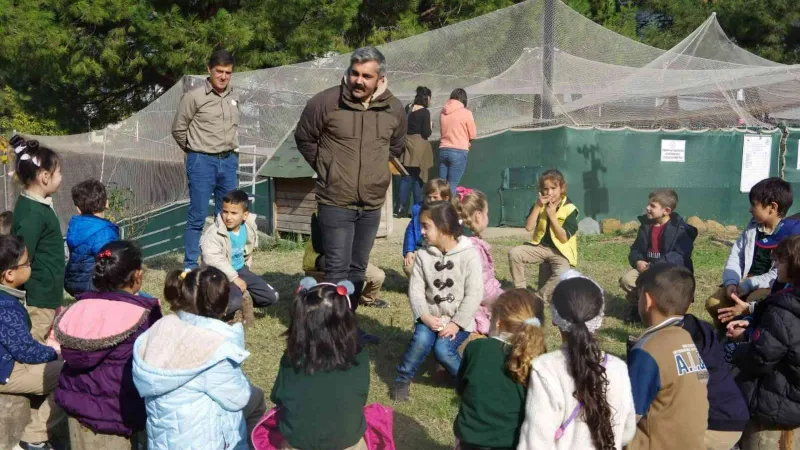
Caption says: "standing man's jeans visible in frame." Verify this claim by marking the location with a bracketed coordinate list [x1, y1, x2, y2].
[438, 148, 469, 195]
[184, 151, 239, 269]
[396, 322, 470, 383]
[317, 204, 382, 312]
[397, 167, 423, 214]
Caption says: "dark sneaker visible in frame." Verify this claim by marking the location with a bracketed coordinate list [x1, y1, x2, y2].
[14, 442, 55, 450]
[357, 328, 380, 345]
[390, 381, 410, 401]
[362, 299, 389, 309]
[623, 304, 641, 324]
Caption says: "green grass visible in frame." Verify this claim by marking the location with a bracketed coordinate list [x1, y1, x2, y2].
[138, 232, 731, 449]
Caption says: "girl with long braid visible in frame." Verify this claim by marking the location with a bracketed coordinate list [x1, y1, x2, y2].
[517, 271, 636, 450]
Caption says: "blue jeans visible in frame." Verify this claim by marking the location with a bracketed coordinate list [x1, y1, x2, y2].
[395, 322, 470, 383]
[397, 167, 423, 213]
[184, 152, 239, 269]
[438, 148, 469, 196]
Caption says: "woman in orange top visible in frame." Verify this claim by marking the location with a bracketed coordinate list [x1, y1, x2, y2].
[439, 89, 477, 196]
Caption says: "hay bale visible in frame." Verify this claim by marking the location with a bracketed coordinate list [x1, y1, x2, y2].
[620, 221, 640, 233]
[687, 216, 706, 232]
[0, 394, 31, 449]
[578, 217, 600, 235]
[705, 220, 726, 234]
[725, 225, 739, 234]
[601, 218, 621, 234]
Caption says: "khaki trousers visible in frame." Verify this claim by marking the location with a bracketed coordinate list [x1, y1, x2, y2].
[508, 244, 570, 301]
[245, 384, 267, 450]
[619, 268, 641, 304]
[281, 437, 367, 450]
[706, 284, 771, 331]
[740, 421, 800, 450]
[0, 360, 65, 443]
[361, 263, 386, 304]
[704, 429, 743, 450]
[68, 417, 145, 450]
[26, 306, 56, 344]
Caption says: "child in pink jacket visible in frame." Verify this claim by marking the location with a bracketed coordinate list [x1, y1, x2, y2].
[456, 187, 503, 334]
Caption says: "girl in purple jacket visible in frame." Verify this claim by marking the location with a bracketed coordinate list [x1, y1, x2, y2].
[54, 241, 162, 449]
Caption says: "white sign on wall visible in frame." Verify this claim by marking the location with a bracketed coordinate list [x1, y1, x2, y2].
[660, 140, 686, 162]
[740, 135, 772, 193]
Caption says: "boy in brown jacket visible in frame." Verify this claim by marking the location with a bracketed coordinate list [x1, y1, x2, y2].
[627, 264, 709, 450]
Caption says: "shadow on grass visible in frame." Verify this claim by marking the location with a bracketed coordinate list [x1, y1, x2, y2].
[144, 254, 183, 272]
[394, 412, 452, 450]
[604, 293, 632, 322]
[382, 267, 408, 294]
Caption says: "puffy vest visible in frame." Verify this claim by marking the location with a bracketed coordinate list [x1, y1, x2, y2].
[528, 196, 578, 266]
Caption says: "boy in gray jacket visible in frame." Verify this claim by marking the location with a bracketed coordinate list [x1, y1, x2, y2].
[200, 190, 278, 314]
[705, 177, 793, 331]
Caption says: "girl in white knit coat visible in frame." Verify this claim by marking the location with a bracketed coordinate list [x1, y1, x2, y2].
[517, 272, 636, 450]
[391, 200, 483, 402]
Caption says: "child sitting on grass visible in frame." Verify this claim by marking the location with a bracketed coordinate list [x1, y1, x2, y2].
[269, 278, 369, 450]
[455, 289, 545, 450]
[727, 235, 800, 449]
[619, 189, 697, 322]
[508, 169, 578, 302]
[201, 189, 279, 315]
[707, 177, 794, 331]
[54, 241, 161, 449]
[518, 272, 636, 450]
[455, 187, 503, 334]
[628, 264, 709, 450]
[403, 178, 451, 277]
[64, 179, 119, 297]
[0, 235, 65, 450]
[392, 200, 483, 401]
[0, 210, 13, 235]
[132, 267, 266, 450]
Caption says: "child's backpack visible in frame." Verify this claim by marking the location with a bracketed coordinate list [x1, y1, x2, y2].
[251, 403, 395, 450]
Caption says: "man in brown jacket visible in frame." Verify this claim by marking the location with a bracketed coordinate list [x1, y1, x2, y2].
[295, 46, 407, 345]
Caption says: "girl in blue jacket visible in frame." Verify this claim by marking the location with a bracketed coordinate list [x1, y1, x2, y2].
[402, 178, 450, 276]
[132, 267, 266, 450]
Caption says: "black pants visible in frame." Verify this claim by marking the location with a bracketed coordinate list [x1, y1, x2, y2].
[227, 266, 279, 314]
[317, 204, 382, 312]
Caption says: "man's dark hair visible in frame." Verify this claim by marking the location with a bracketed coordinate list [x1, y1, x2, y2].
[222, 189, 249, 212]
[71, 179, 107, 215]
[636, 263, 695, 316]
[0, 235, 26, 273]
[749, 177, 793, 217]
[286, 283, 360, 374]
[449, 88, 468, 107]
[208, 48, 235, 68]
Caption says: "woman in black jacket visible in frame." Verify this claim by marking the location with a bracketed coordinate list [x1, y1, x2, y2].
[728, 235, 800, 449]
[396, 86, 433, 217]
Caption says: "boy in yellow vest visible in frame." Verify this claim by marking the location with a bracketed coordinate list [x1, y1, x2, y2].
[508, 169, 578, 302]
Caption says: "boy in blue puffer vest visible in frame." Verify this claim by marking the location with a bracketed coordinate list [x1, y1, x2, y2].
[64, 179, 118, 297]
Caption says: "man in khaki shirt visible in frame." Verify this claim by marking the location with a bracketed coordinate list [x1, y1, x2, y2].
[172, 48, 240, 270]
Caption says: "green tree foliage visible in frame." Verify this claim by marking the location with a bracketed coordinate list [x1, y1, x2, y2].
[0, 0, 796, 134]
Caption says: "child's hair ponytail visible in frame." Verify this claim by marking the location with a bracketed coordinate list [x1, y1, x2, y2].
[164, 267, 230, 319]
[420, 200, 463, 238]
[491, 288, 546, 386]
[455, 188, 488, 238]
[9, 135, 60, 187]
[93, 241, 143, 291]
[551, 276, 614, 450]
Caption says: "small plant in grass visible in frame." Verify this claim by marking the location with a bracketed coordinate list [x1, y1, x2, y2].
[258, 231, 305, 252]
[106, 183, 153, 240]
